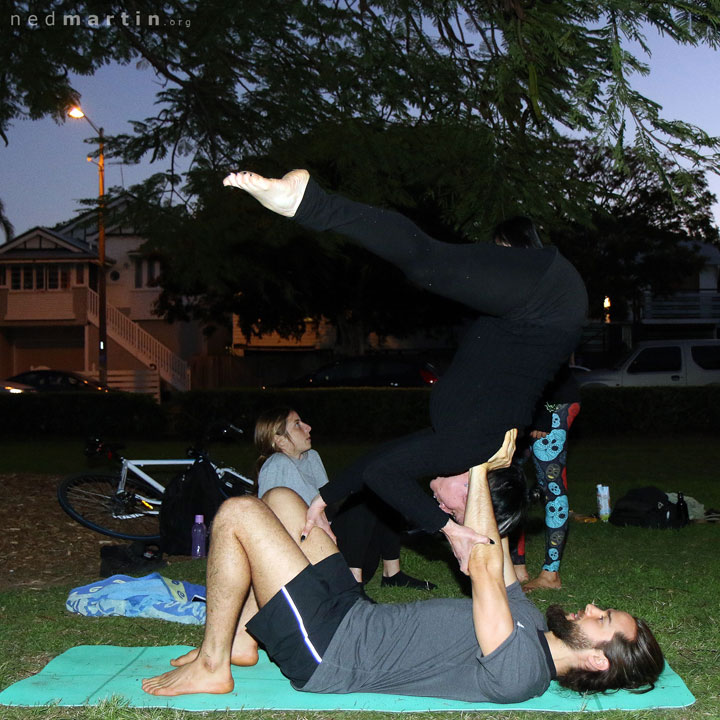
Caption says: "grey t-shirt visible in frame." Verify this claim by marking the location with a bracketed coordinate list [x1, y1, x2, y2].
[300, 582, 553, 703]
[257, 450, 329, 507]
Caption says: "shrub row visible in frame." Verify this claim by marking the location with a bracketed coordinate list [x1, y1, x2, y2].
[1, 386, 719, 440]
[0, 391, 166, 439]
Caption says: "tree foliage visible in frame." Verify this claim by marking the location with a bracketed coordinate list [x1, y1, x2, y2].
[3, 0, 720, 338]
[3, 0, 720, 208]
[549, 143, 718, 321]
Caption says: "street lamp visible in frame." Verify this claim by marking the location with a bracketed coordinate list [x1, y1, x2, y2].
[68, 105, 107, 386]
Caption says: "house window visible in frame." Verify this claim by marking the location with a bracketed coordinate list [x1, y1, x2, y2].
[47, 265, 59, 289]
[134, 258, 143, 288]
[59, 264, 71, 289]
[0, 265, 5, 286]
[76, 264, 85, 284]
[6, 263, 78, 291]
[133, 258, 160, 288]
[35, 265, 45, 289]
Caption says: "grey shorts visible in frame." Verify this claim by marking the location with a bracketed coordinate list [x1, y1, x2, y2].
[245, 553, 362, 686]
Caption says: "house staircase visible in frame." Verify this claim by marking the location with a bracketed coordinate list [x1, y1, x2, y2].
[87, 289, 191, 393]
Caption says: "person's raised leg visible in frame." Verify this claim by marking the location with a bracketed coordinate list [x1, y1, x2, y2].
[142, 495, 314, 696]
[223, 170, 309, 217]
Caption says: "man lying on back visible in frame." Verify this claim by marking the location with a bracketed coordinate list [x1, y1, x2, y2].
[143, 431, 664, 702]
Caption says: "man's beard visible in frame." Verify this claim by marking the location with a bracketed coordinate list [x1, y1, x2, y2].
[546, 605, 594, 651]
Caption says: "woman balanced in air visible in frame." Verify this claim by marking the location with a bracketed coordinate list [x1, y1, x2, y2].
[223, 169, 588, 570]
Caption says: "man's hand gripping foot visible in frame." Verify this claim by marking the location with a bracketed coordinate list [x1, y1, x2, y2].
[222, 169, 309, 217]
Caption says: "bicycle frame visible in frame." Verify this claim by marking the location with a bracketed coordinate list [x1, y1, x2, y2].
[119, 458, 193, 494]
[117, 458, 252, 514]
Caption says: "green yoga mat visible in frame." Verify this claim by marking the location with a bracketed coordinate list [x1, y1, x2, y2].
[0, 645, 695, 713]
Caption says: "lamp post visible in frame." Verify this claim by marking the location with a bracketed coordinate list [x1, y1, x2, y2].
[68, 106, 107, 386]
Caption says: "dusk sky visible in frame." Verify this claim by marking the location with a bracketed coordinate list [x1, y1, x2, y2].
[1, 30, 719, 238]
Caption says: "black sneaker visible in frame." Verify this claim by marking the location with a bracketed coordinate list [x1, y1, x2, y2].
[381, 571, 436, 591]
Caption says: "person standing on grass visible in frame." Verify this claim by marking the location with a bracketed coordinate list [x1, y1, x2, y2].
[493, 221, 581, 591]
[142, 431, 664, 702]
[255, 406, 436, 589]
[510, 363, 581, 591]
[223, 169, 588, 573]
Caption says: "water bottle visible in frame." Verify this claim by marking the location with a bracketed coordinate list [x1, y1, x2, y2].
[191, 514, 207, 558]
[676, 492, 690, 527]
[596, 484, 611, 522]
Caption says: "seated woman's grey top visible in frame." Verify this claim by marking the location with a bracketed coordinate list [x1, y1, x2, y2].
[257, 450, 329, 507]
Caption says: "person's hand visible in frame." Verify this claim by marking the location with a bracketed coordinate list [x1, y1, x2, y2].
[440, 518, 492, 575]
[485, 428, 518, 471]
[302, 494, 336, 544]
[529, 429, 548, 440]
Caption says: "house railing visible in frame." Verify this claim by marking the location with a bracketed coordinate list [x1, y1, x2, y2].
[642, 290, 720, 321]
[87, 289, 191, 392]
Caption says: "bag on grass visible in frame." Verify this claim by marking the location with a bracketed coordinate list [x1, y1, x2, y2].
[609, 486, 687, 529]
[159, 457, 227, 555]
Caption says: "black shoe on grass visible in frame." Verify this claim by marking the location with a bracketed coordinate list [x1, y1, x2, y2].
[381, 571, 436, 591]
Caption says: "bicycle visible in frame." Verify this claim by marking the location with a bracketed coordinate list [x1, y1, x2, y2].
[57, 424, 254, 542]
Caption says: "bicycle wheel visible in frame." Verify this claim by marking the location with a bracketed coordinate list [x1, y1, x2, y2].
[58, 472, 163, 541]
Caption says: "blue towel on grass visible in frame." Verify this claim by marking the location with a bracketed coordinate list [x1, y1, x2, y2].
[66, 573, 206, 625]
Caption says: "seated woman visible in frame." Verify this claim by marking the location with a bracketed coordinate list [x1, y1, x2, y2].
[255, 406, 436, 589]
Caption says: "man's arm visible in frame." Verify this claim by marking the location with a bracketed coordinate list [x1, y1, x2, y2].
[464, 431, 516, 656]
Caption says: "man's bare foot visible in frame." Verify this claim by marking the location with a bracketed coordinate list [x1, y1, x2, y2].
[222, 169, 309, 217]
[142, 654, 234, 696]
[523, 570, 562, 593]
[514, 564, 530, 584]
[171, 641, 258, 668]
[170, 647, 200, 667]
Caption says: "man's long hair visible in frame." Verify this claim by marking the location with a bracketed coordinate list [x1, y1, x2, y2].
[487, 464, 528, 537]
[558, 617, 665, 694]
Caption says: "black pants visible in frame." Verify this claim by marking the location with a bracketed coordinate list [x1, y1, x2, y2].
[295, 180, 587, 533]
[331, 493, 404, 581]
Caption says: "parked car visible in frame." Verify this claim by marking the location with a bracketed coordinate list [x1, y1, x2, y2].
[577, 340, 720, 388]
[0, 379, 35, 393]
[279, 356, 441, 388]
[6, 370, 110, 392]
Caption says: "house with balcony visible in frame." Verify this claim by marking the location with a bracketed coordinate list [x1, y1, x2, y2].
[639, 242, 720, 332]
[577, 242, 720, 367]
[0, 204, 226, 397]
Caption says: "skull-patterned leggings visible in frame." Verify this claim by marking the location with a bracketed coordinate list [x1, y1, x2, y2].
[512, 402, 581, 572]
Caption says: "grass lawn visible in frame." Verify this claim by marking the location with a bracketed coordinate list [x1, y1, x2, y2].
[1, 431, 719, 719]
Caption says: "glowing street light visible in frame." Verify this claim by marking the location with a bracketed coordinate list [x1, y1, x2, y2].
[68, 105, 107, 386]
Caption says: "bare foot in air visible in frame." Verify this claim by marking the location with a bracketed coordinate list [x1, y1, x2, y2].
[514, 564, 531, 584]
[523, 570, 562, 593]
[222, 169, 309, 217]
[142, 653, 234, 696]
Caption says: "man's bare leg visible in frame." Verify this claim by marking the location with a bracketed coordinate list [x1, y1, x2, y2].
[222, 170, 309, 217]
[171, 590, 260, 669]
[167, 488, 339, 673]
[142, 496, 316, 696]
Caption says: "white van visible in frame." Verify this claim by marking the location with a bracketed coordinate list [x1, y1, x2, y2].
[578, 339, 720, 388]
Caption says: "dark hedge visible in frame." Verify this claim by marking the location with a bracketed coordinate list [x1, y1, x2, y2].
[2, 386, 719, 440]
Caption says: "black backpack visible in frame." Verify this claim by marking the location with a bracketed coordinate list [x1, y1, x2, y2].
[159, 457, 229, 555]
[609, 486, 687, 529]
